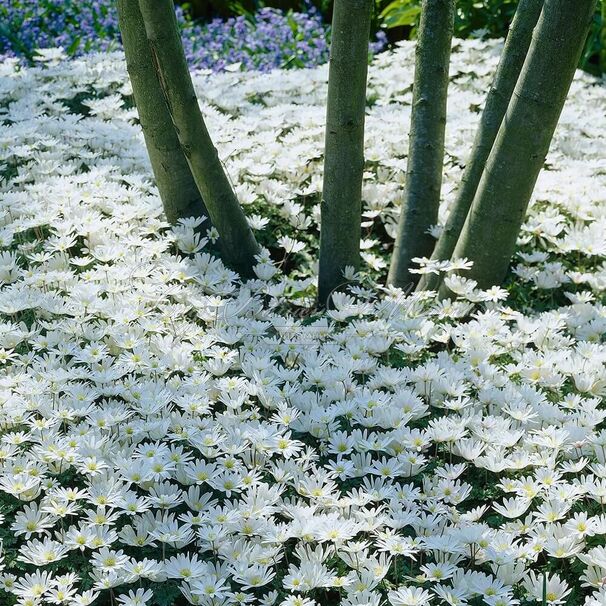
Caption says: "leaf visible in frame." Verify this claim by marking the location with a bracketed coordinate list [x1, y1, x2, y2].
[67, 36, 81, 56]
[152, 582, 183, 606]
[379, 0, 422, 28]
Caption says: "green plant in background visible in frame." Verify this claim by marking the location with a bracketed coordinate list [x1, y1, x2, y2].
[379, 0, 421, 29]
[378, 0, 606, 75]
[378, 0, 517, 35]
[580, 0, 606, 74]
[176, 0, 606, 76]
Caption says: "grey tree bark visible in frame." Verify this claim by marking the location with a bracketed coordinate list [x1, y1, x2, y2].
[137, 0, 260, 278]
[117, 0, 209, 226]
[387, 0, 455, 290]
[417, 0, 544, 292]
[318, 0, 373, 307]
[442, 0, 596, 295]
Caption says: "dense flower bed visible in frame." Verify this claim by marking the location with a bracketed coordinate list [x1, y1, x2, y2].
[0, 1, 386, 72]
[0, 41, 605, 606]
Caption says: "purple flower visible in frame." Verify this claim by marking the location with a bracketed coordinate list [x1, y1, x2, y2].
[0, 1, 387, 72]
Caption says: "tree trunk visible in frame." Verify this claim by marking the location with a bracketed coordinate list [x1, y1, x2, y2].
[387, 0, 455, 290]
[417, 0, 544, 292]
[137, 0, 260, 278]
[117, 0, 209, 226]
[318, 0, 372, 307]
[442, 0, 596, 295]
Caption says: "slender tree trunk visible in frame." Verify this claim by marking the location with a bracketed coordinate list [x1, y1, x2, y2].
[137, 0, 260, 278]
[387, 0, 455, 290]
[318, 0, 372, 307]
[418, 0, 544, 292]
[117, 0, 209, 226]
[441, 0, 596, 295]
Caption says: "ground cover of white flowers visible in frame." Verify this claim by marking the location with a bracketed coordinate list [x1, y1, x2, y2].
[0, 40, 606, 606]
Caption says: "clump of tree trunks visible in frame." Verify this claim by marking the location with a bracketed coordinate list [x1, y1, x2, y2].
[118, 0, 260, 278]
[117, 0, 208, 227]
[118, 0, 596, 306]
[443, 0, 596, 293]
[416, 0, 544, 292]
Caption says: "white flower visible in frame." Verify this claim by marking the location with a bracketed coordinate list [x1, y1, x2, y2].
[0, 36, 604, 606]
[116, 588, 154, 606]
[388, 587, 432, 606]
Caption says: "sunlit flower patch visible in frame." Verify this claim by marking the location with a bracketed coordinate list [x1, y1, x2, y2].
[0, 41, 605, 606]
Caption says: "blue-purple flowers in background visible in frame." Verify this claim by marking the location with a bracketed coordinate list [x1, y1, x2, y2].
[0, 1, 387, 71]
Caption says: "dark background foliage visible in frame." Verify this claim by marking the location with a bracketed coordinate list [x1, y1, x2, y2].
[184, 0, 606, 75]
[0, 0, 605, 74]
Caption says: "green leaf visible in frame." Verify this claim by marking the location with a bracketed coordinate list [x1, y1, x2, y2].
[152, 582, 183, 606]
[380, 0, 422, 28]
[67, 36, 81, 56]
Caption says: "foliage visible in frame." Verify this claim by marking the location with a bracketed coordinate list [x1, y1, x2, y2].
[184, 0, 606, 76]
[179, 6, 331, 71]
[379, 0, 606, 74]
[2, 0, 605, 74]
[0, 0, 121, 61]
[378, 0, 521, 36]
[453, 0, 519, 38]
[380, 0, 421, 29]
[0, 0, 386, 72]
